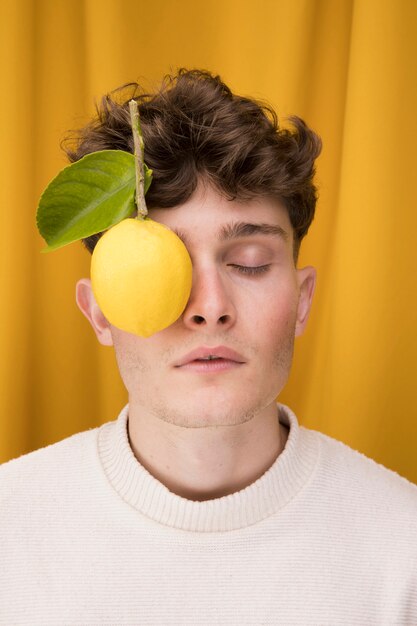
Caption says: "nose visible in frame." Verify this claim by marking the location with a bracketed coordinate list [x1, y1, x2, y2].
[181, 263, 237, 331]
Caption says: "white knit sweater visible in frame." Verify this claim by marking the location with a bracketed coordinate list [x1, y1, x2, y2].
[1, 403, 417, 625]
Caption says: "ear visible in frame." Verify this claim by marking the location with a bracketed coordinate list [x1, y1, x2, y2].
[75, 278, 114, 346]
[295, 266, 316, 337]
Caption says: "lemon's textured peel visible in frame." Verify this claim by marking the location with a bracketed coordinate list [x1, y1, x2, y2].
[90, 218, 193, 337]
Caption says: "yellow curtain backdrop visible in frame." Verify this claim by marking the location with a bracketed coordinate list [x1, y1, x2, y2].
[1, 0, 416, 483]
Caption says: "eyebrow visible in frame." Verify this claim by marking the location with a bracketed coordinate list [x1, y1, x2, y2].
[172, 222, 289, 246]
[218, 221, 289, 242]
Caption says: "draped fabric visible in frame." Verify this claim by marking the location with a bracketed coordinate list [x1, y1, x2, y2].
[1, 0, 416, 483]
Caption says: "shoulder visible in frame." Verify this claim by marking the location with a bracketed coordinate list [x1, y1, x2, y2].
[308, 429, 417, 591]
[0, 423, 102, 502]
[312, 427, 417, 520]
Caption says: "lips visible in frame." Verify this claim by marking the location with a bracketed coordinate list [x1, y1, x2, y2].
[174, 345, 245, 367]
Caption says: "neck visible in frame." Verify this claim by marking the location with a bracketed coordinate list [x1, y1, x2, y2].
[127, 401, 289, 501]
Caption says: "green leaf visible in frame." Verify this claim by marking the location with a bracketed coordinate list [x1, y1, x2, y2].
[36, 150, 153, 252]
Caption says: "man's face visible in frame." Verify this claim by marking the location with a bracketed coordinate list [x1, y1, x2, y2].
[78, 184, 315, 428]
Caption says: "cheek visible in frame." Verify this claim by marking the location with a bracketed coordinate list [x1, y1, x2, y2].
[260, 283, 298, 329]
[110, 330, 153, 387]
[257, 289, 298, 361]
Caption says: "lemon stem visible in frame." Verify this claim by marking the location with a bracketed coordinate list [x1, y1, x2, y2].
[129, 99, 148, 219]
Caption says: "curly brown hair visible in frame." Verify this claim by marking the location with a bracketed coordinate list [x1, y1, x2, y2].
[63, 69, 322, 260]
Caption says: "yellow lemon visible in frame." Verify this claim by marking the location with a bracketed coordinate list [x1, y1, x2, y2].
[90, 217, 193, 337]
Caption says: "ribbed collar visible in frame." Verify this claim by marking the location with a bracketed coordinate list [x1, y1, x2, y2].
[98, 403, 319, 532]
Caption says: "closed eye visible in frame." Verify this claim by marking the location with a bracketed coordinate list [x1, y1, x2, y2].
[228, 264, 270, 276]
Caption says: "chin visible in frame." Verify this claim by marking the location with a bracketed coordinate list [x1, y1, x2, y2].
[170, 389, 262, 429]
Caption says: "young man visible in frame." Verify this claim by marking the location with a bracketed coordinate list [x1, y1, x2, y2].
[1, 69, 416, 624]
